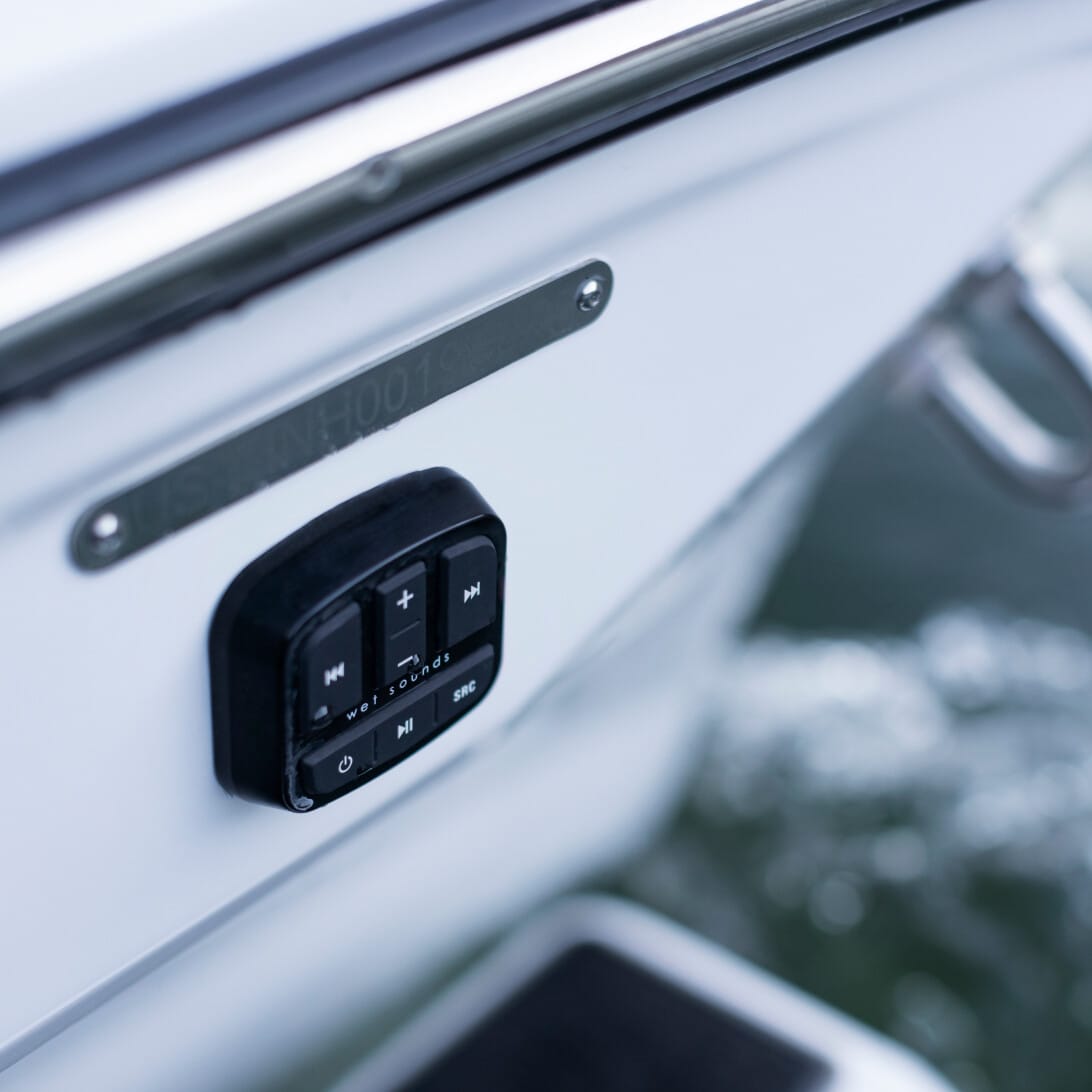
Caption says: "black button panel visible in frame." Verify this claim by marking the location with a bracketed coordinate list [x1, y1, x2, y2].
[209, 470, 505, 811]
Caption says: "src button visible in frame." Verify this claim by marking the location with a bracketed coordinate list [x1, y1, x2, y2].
[441, 537, 497, 646]
[436, 646, 495, 721]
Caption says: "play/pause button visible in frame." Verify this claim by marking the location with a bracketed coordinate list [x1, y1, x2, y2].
[374, 693, 435, 763]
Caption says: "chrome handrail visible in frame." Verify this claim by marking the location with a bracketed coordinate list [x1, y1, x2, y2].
[0, 0, 947, 406]
[912, 235, 1092, 505]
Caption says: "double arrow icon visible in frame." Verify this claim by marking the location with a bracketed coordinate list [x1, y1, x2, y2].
[463, 582, 481, 603]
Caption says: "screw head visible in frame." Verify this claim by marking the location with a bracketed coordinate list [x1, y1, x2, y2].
[576, 277, 605, 313]
[88, 510, 124, 555]
[356, 155, 402, 202]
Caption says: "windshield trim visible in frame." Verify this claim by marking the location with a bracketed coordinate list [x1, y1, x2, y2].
[0, 0, 956, 410]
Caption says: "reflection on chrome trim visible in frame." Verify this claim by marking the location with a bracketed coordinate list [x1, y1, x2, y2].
[0, 0, 946, 405]
[903, 146, 1092, 509]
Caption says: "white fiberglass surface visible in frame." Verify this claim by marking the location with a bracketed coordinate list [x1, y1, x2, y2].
[0, 0, 753, 334]
[0, 0, 425, 172]
[2, 0, 1092, 1079]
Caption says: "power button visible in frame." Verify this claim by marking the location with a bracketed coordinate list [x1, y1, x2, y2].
[300, 726, 375, 795]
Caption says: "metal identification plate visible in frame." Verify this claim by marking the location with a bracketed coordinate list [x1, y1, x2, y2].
[71, 260, 612, 570]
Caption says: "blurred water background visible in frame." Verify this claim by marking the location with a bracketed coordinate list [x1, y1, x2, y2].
[332, 155, 1092, 1092]
[614, 287, 1092, 1092]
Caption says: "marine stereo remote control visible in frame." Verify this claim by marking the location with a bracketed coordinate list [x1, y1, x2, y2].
[209, 469, 505, 811]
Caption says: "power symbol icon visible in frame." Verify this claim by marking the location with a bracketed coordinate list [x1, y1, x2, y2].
[337, 755, 353, 774]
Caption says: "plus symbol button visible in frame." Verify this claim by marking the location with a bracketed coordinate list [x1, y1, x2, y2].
[396, 588, 414, 611]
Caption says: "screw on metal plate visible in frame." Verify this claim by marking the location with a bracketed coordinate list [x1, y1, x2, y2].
[576, 277, 605, 313]
[87, 510, 125, 557]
